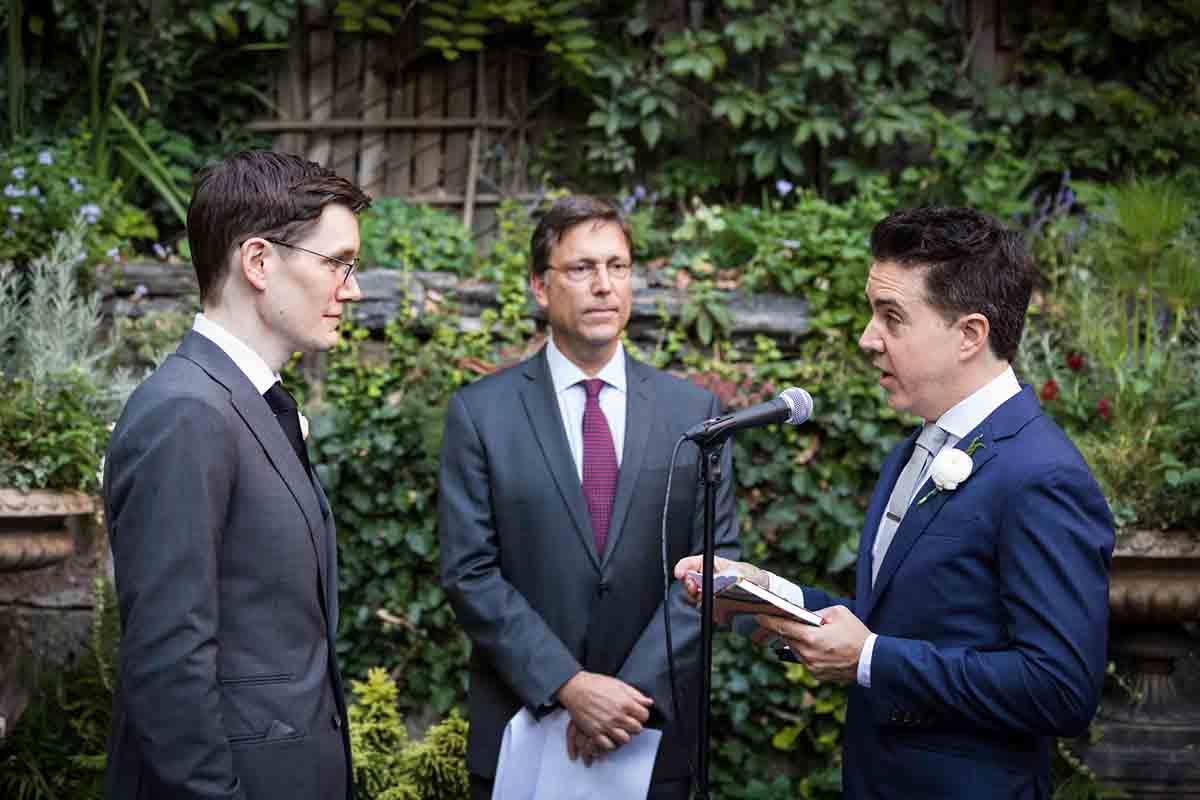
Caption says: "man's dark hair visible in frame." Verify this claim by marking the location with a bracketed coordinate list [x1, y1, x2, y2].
[530, 195, 634, 276]
[870, 206, 1033, 363]
[187, 150, 371, 304]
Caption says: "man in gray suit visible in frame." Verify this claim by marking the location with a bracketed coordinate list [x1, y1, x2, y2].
[439, 195, 739, 800]
[103, 151, 369, 799]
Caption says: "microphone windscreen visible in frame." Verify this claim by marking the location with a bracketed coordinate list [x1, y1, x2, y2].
[780, 387, 813, 425]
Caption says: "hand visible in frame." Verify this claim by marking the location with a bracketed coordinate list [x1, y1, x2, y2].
[672, 555, 769, 606]
[566, 718, 606, 767]
[756, 605, 870, 684]
[557, 672, 652, 753]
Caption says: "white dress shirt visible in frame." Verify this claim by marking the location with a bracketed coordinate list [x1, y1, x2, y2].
[544, 337, 627, 481]
[766, 366, 1021, 687]
[192, 313, 280, 394]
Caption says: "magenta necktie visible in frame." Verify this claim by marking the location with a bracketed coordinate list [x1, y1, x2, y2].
[580, 378, 619, 555]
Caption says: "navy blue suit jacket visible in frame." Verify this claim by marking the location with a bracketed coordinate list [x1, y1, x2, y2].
[804, 386, 1113, 799]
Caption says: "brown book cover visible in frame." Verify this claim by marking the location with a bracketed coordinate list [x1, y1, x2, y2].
[689, 571, 825, 627]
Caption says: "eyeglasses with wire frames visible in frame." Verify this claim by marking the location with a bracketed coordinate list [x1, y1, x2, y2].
[265, 238, 360, 286]
[547, 259, 633, 284]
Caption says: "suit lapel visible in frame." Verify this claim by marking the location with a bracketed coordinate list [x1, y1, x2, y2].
[518, 349, 601, 570]
[177, 332, 330, 605]
[863, 388, 1042, 618]
[602, 357, 654, 568]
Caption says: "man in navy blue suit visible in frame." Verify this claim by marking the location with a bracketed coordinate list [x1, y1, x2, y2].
[678, 207, 1113, 798]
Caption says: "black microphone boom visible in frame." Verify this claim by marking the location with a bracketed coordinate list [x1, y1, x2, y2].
[684, 387, 813, 445]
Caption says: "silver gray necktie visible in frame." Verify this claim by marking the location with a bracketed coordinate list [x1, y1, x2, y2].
[871, 424, 949, 586]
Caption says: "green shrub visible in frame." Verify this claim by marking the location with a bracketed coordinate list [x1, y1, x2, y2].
[348, 668, 469, 800]
[0, 222, 137, 491]
[360, 198, 474, 275]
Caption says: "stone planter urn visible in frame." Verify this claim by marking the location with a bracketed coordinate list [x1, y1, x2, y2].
[1075, 528, 1200, 797]
[0, 487, 101, 738]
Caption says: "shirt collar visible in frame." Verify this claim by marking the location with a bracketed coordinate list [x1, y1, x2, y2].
[192, 313, 280, 395]
[545, 336, 627, 396]
[936, 365, 1021, 440]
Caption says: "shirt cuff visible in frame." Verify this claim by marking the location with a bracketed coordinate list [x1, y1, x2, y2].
[857, 633, 877, 688]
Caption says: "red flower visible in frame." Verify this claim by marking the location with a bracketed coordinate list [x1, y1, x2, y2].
[1067, 352, 1086, 372]
[1040, 379, 1059, 402]
[1097, 398, 1111, 421]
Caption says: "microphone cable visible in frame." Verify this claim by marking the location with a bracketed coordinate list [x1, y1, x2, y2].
[660, 433, 696, 789]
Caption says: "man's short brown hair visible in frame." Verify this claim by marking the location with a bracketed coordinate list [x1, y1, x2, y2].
[186, 151, 371, 304]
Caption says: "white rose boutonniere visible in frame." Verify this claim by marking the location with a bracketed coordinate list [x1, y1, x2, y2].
[917, 434, 985, 505]
[298, 412, 310, 441]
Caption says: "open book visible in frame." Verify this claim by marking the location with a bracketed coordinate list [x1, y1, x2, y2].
[688, 570, 824, 627]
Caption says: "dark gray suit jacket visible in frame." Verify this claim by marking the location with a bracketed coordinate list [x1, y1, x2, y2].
[438, 348, 739, 783]
[104, 331, 352, 800]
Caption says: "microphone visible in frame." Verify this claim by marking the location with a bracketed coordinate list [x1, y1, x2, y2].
[684, 387, 813, 445]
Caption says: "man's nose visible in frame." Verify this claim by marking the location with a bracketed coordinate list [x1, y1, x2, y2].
[338, 273, 363, 302]
[858, 320, 879, 352]
[591, 267, 614, 293]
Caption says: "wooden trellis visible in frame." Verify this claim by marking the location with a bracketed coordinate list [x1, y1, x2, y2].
[250, 5, 548, 239]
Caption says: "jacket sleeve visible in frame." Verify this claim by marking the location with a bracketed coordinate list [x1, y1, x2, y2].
[616, 392, 740, 727]
[105, 396, 247, 800]
[863, 464, 1113, 737]
[438, 391, 582, 710]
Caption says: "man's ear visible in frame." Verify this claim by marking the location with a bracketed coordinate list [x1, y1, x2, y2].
[529, 270, 550, 309]
[240, 238, 270, 291]
[958, 312, 990, 360]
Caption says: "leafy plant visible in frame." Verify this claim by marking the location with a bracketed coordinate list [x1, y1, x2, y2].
[0, 136, 156, 267]
[359, 198, 474, 274]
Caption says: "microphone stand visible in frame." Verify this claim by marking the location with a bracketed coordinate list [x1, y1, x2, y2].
[694, 435, 725, 800]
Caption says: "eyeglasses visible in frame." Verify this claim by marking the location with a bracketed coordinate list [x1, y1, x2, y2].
[266, 238, 360, 286]
[549, 260, 633, 284]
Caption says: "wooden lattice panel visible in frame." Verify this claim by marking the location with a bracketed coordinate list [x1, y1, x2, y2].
[252, 5, 545, 238]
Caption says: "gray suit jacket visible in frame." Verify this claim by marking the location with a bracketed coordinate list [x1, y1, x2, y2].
[438, 348, 739, 783]
[104, 331, 352, 800]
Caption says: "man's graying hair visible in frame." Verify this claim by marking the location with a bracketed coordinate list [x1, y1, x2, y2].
[530, 195, 635, 276]
[870, 206, 1033, 363]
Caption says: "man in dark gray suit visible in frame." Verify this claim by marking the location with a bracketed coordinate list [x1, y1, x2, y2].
[439, 195, 739, 800]
[103, 151, 369, 800]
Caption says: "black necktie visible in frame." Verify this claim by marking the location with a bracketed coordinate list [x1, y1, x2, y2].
[264, 381, 312, 475]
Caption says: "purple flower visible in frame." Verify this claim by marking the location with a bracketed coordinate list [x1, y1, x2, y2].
[28, 185, 40, 198]
[37, 150, 53, 166]
[775, 179, 794, 196]
[132, 283, 148, 300]
[68, 176, 83, 193]
[10, 166, 25, 180]
[3, 184, 23, 197]
[8, 205, 22, 219]
[79, 203, 101, 224]
[152, 242, 168, 259]
[634, 185, 647, 200]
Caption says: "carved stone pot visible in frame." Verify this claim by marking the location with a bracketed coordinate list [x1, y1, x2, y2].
[1075, 528, 1200, 797]
[0, 487, 101, 738]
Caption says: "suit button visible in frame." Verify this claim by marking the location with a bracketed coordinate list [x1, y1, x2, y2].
[332, 712, 342, 730]
[890, 710, 900, 722]
[597, 581, 610, 597]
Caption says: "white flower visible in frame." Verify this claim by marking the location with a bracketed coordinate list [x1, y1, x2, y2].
[930, 448, 973, 491]
[298, 412, 310, 441]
